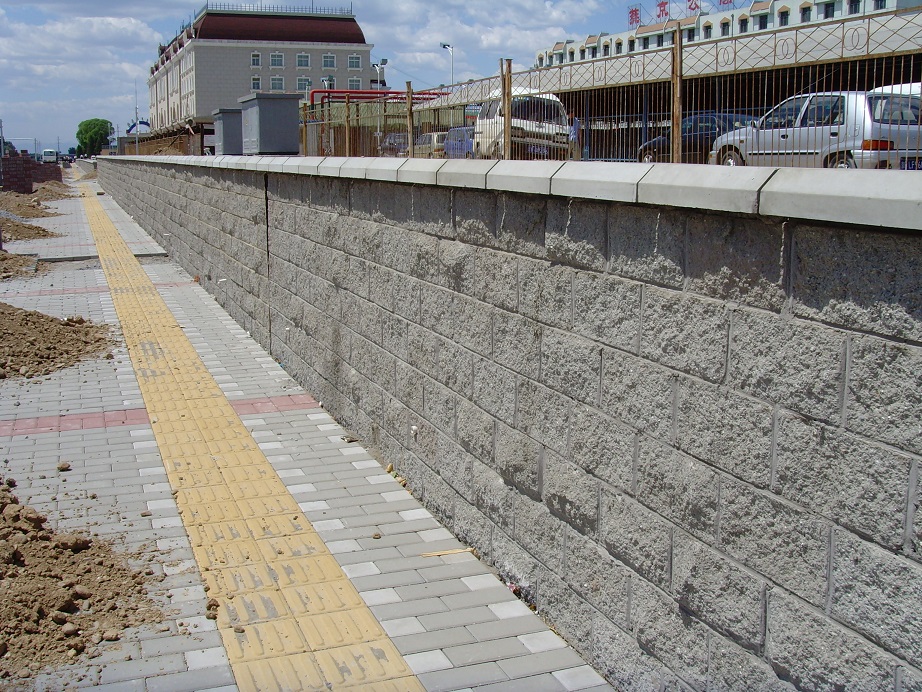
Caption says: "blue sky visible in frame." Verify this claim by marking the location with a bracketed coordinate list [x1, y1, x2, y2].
[0, 1, 632, 152]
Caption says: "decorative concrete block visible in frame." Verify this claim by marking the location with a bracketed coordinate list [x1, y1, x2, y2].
[438, 159, 498, 189]
[550, 161, 651, 202]
[760, 168, 922, 232]
[486, 160, 565, 195]
[638, 163, 775, 215]
[775, 413, 911, 548]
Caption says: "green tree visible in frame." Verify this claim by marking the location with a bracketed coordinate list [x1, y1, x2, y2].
[76, 119, 113, 156]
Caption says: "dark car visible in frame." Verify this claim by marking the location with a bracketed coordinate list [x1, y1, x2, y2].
[637, 112, 751, 164]
[379, 132, 408, 157]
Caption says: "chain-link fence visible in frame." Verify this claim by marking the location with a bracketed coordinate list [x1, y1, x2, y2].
[302, 8, 921, 168]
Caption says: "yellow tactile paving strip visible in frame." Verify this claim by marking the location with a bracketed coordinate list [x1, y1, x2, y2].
[81, 188, 424, 691]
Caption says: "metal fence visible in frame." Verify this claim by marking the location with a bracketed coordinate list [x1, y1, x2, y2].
[302, 8, 922, 168]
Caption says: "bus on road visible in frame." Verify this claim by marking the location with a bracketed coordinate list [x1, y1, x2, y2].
[41, 149, 58, 163]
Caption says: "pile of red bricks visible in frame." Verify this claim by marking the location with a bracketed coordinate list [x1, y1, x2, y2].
[1, 151, 62, 194]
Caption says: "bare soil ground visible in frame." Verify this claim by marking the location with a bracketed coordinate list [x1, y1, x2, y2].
[0, 253, 40, 282]
[0, 480, 163, 686]
[0, 303, 114, 380]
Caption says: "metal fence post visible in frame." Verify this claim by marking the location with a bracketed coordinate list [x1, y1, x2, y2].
[502, 59, 512, 160]
[671, 26, 684, 163]
[345, 93, 352, 156]
[406, 81, 414, 158]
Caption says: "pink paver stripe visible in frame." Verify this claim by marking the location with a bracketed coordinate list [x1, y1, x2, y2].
[0, 394, 319, 436]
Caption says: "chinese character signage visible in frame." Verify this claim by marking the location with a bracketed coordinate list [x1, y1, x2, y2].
[628, 4, 642, 28]
[656, 0, 670, 19]
[688, 0, 701, 12]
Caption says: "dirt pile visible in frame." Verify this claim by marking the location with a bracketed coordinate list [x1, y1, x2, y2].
[0, 303, 113, 380]
[0, 219, 60, 243]
[0, 478, 163, 684]
[0, 253, 40, 282]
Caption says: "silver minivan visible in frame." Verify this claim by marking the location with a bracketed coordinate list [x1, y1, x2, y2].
[708, 86, 921, 169]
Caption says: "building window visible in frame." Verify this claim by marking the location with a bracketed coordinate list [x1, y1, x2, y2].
[297, 77, 312, 91]
[848, 0, 860, 12]
[270, 52, 283, 67]
[251, 76, 261, 90]
[823, 2, 835, 17]
[759, 14, 768, 28]
[538, 55, 544, 67]
[603, 43, 611, 56]
[547, 55, 553, 66]
[704, 24, 713, 38]
[322, 54, 336, 69]
[251, 52, 261, 67]
[721, 21, 730, 36]
[297, 53, 310, 68]
[686, 28, 695, 41]
[270, 76, 284, 90]
[779, 10, 790, 25]
[873, 0, 885, 7]
[615, 41, 623, 54]
[740, 17, 749, 32]
[657, 34, 665, 46]
[642, 36, 650, 49]
[580, 48, 586, 60]
[801, 5, 812, 20]
[628, 38, 636, 51]
[348, 54, 361, 69]
[569, 49, 575, 62]
[591, 46, 598, 58]
[348, 77, 361, 89]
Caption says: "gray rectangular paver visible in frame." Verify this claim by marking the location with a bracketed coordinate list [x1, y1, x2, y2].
[391, 626, 478, 655]
[144, 665, 237, 692]
[99, 653, 187, 684]
[418, 662, 509, 692]
[497, 649, 588, 680]
[418, 605, 498, 631]
[443, 637, 532, 667]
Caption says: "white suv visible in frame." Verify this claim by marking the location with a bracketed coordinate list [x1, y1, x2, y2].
[708, 86, 921, 169]
[472, 88, 569, 160]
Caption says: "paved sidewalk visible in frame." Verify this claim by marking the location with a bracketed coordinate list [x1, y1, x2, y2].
[0, 173, 613, 692]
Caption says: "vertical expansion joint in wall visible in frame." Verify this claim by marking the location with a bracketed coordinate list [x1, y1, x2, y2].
[904, 460, 919, 555]
[839, 335, 852, 429]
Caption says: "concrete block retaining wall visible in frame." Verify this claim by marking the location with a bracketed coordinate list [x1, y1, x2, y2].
[99, 156, 922, 691]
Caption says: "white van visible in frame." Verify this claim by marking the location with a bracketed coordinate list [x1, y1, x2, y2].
[41, 149, 58, 163]
[472, 88, 569, 160]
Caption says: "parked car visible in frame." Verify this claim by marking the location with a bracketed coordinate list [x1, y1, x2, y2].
[708, 87, 922, 169]
[473, 88, 569, 160]
[444, 126, 475, 159]
[637, 112, 752, 163]
[379, 132, 408, 157]
[414, 131, 448, 158]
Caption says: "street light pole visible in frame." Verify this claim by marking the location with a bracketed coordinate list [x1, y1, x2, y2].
[440, 43, 453, 86]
